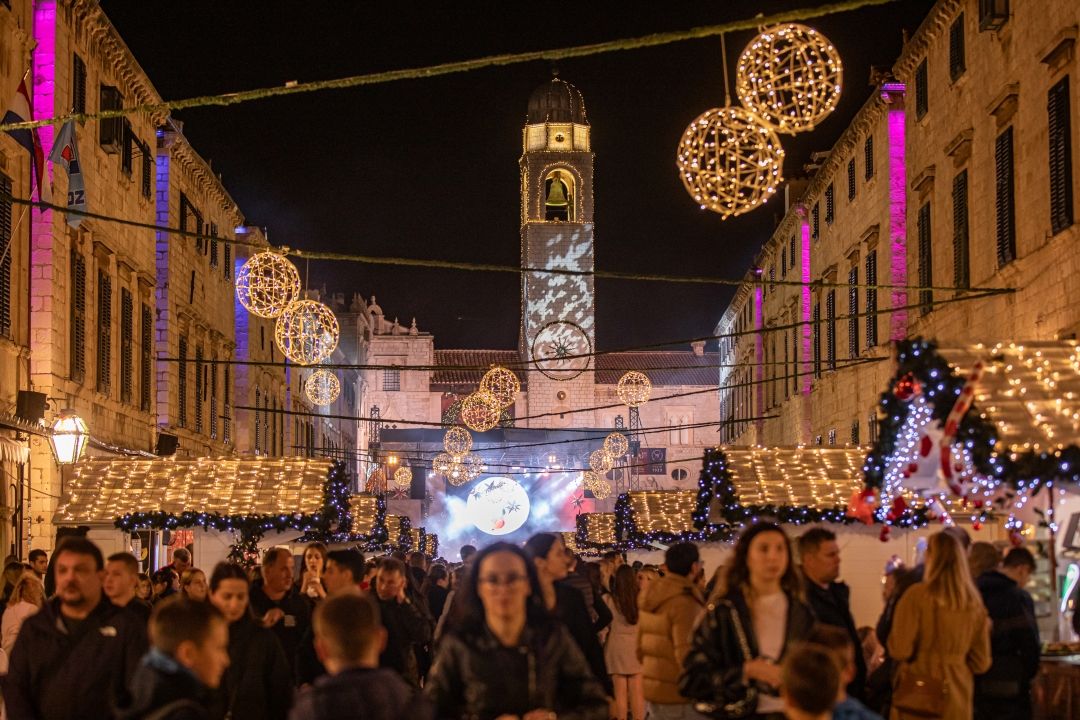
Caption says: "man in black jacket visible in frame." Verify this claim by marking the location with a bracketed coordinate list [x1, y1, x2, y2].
[798, 527, 867, 701]
[250, 547, 311, 684]
[374, 557, 432, 686]
[2, 536, 149, 720]
[974, 547, 1040, 720]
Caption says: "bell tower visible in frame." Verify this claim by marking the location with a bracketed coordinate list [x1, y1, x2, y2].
[519, 77, 596, 428]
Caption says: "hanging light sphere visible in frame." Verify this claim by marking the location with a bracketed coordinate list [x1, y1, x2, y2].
[589, 449, 614, 474]
[604, 432, 630, 458]
[443, 426, 473, 457]
[736, 23, 843, 134]
[591, 477, 613, 500]
[234, 251, 301, 318]
[676, 106, 784, 219]
[433, 452, 454, 476]
[617, 371, 653, 407]
[479, 366, 521, 409]
[460, 390, 501, 433]
[274, 299, 340, 366]
[304, 369, 340, 406]
[445, 459, 468, 486]
[393, 466, 413, 489]
[465, 453, 486, 481]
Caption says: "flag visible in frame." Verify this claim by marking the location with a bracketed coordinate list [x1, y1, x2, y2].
[47, 120, 86, 229]
[2, 78, 46, 204]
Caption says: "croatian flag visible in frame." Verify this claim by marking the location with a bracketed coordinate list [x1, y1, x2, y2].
[47, 120, 86, 229]
[2, 78, 46, 204]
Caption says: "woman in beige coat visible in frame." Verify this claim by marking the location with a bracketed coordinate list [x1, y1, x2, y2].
[888, 531, 992, 720]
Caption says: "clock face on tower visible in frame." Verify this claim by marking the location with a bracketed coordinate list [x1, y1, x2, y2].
[531, 320, 592, 381]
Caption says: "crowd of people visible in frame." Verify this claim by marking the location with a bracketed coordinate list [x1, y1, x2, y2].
[0, 521, 1049, 720]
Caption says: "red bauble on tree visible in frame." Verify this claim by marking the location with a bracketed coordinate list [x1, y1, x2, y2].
[893, 373, 921, 401]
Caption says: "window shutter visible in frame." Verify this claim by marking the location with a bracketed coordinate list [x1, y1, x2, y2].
[952, 170, 970, 288]
[195, 345, 204, 433]
[918, 203, 933, 313]
[851, 420, 861, 446]
[825, 184, 835, 224]
[97, 269, 112, 393]
[70, 251, 86, 381]
[178, 336, 188, 428]
[789, 234, 796, 268]
[915, 59, 929, 119]
[210, 358, 218, 440]
[224, 242, 232, 279]
[120, 288, 133, 403]
[865, 250, 878, 347]
[826, 290, 836, 370]
[209, 223, 219, 268]
[812, 302, 821, 378]
[72, 54, 87, 114]
[781, 248, 787, 277]
[848, 266, 859, 358]
[141, 141, 152, 199]
[121, 120, 134, 176]
[949, 15, 966, 81]
[864, 135, 875, 179]
[0, 174, 11, 338]
[254, 387, 261, 453]
[847, 158, 856, 200]
[223, 366, 232, 445]
[995, 127, 1017, 266]
[1048, 76, 1073, 234]
[812, 203, 820, 239]
[783, 330, 790, 400]
[141, 304, 152, 412]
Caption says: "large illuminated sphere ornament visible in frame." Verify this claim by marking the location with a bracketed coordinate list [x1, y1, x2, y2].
[443, 427, 473, 457]
[480, 366, 521, 409]
[604, 432, 629, 458]
[445, 460, 468, 486]
[589, 449, 614, 474]
[617, 371, 653, 407]
[235, 251, 301, 318]
[393, 466, 413, 489]
[433, 452, 453, 476]
[736, 23, 843, 134]
[466, 476, 531, 536]
[304, 369, 340, 406]
[274, 300, 339, 365]
[465, 453, 486, 481]
[676, 106, 784, 219]
[460, 390, 501, 433]
[582, 471, 612, 499]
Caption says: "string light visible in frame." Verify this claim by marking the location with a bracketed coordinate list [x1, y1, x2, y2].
[617, 371, 653, 407]
[443, 427, 473, 457]
[676, 106, 784, 218]
[736, 23, 843, 133]
[393, 466, 413, 489]
[479, 366, 521, 409]
[304, 369, 340, 406]
[235, 251, 301, 318]
[460, 390, 502, 432]
[433, 453, 454, 476]
[274, 299, 340, 366]
[604, 432, 629, 458]
[589, 449, 614, 473]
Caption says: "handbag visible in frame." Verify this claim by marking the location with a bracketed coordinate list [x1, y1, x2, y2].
[891, 604, 947, 718]
[694, 600, 759, 719]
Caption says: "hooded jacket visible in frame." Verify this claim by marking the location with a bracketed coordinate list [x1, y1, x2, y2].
[1, 595, 148, 720]
[636, 572, 705, 704]
[117, 649, 210, 720]
[207, 614, 293, 720]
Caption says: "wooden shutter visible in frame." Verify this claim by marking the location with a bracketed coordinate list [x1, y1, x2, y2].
[178, 336, 188, 428]
[812, 203, 820, 239]
[789, 234, 796, 268]
[864, 135, 874, 179]
[848, 266, 859, 358]
[210, 358, 218, 440]
[70, 251, 86, 381]
[141, 304, 152, 412]
[0, 174, 11, 338]
[825, 291, 836, 370]
[120, 288, 133, 403]
[97, 269, 112, 393]
[918, 203, 933, 312]
[209, 223, 218, 267]
[847, 158, 856, 200]
[995, 127, 1017, 266]
[194, 345, 204, 433]
[1048, 76, 1073, 234]
[865, 250, 878, 347]
[825, 184, 835, 224]
[952, 170, 970, 288]
[915, 60, 928, 119]
[141, 140, 153, 199]
[949, 15, 966, 81]
[72, 54, 87, 114]
[224, 241, 232, 279]
[812, 302, 821, 378]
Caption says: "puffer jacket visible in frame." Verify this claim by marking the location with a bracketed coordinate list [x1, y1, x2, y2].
[636, 572, 705, 704]
[425, 621, 608, 720]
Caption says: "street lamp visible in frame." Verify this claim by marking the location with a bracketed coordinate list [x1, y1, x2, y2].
[49, 409, 89, 466]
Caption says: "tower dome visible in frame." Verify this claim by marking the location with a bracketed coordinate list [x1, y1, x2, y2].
[527, 77, 589, 125]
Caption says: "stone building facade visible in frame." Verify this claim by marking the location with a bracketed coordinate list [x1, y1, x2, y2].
[717, 0, 1080, 447]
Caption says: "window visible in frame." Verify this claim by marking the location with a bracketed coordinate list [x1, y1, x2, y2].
[978, 0, 1009, 31]
[120, 289, 133, 403]
[210, 358, 218, 440]
[140, 140, 152, 199]
[995, 127, 1017, 266]
[848, 267, 859, 358]
[825, 290, 836, 370]
[0, 174, 10, 338]
[70, 250, 86, 381]
[671, 468, 689, 482]
[865, 250, 878, 347]
[781, 248, 787, 277]
[180, 194, 203, 252]
[194, 345, 204, 434]
[254, 387, 261, 454]
[825, 184, 835, 224]
[189, 270, 196, 304]
[140, 304, 152, 412]
[952, 170, 970, 288]
[812, 302, 821, 378]
[869, 412, 878, 443]
[789, 234, 796, 269]
[121, 120, 134, 176]
[209, 223, 219, 268]
[851, 420, 861, 445]
[915, 60, 928, 119]
[178, 336, 188, 428]
[383, 369, 401, 391]
[223, 366, 232, 444]
[783, 330, 790, 400]
[847, 158, 856, 200]
[97, 269, 112, 393]
[98, 84, 123, 152]
[1048, 76, 1074, 234]
[224, 242, 232, 279]
[72, 54, 87, 115]
[918, 203, 933, 313]
[812, 203, 820, 240]
[949, 14, 966, 81]
[828, 428, 837, 446]
[864, 135, 875, 180]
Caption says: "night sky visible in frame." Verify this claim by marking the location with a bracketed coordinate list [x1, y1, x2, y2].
[101, 0, 934, 352]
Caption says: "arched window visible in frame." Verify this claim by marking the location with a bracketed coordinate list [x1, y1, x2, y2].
[544, 169, 574, 221]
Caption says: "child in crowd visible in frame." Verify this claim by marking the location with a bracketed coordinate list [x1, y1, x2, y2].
[806, 626, 883, 720]
[782, 644, 842, 720]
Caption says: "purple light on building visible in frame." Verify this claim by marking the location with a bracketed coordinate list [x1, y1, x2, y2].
[800, 218, 813, 395]
[29, 1, 56, 375]
[885, 84, 907, 341]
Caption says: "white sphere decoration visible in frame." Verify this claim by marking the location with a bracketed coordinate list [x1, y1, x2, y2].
[479, 366, 521, 409]
[466, 476, 530, 536]
[589, 449, 614, 474]
[274, 300, 340, 366]
[443, 426, 473, 457]
[676, 106, 785, 219]
[736, 23, 843, 134]
[460, 390, 501, 433]
[617, 371, 653, 408]
[234, 251, 301, 318]
[304, 369, 340, 406]
[393, 466, 413, 489]
[603, 432, 629, 458]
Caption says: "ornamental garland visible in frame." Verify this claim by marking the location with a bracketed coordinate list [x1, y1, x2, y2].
[574, 513, 639, 553]
[614, 491, 733, 546]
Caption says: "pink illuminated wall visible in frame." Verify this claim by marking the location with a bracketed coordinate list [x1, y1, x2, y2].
[29, 0, 56, 380]
[883, 83, 908, 340]
[799, 217, 813, 396]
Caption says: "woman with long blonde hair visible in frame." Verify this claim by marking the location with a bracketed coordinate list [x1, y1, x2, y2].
[0, 571, 44, 673]
[888, 531, 991, 719]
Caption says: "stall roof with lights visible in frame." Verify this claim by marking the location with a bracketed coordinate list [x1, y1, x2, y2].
[54, 457, 335, 525]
